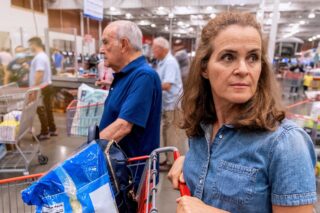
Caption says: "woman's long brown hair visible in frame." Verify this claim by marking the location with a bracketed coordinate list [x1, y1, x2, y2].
[180, 12, 285, 137]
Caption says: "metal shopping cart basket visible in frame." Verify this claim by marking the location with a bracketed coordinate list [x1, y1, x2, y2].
[0, 83, 27, 115]
[286, 99, 320, 144]
[0, 173, 44, 213]
[0, 87, 48, 175]
[0, 146, 190, 213]
[66, 100, 104, 136]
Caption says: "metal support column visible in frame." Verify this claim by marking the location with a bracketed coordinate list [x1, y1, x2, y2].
[268, 0, 280, 63]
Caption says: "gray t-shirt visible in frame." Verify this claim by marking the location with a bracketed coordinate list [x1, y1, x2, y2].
[29, 51, 52, 86]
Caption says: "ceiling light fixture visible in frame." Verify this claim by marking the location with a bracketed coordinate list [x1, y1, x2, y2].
[110, 7, 116, 11]
[299, 20, 306, 25]
[125, 13, 133, 19]
[308, 38, 313, 42]
[151, 24, 156, 28]
[206, 6, 213, 11]
[210, 13, 216, 19]
[168, 13, 174, 18]
[308, 12, 316, 19]
[164, 25, 169, 31]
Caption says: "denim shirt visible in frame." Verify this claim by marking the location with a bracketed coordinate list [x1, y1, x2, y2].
[183, 119, 317, 213]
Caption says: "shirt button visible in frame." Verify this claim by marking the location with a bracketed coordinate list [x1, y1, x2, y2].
[199, 179, 203, 184]
[219, 134, 223, 139]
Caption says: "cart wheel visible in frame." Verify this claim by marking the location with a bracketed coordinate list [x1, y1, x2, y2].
[38, 155, 48, 165]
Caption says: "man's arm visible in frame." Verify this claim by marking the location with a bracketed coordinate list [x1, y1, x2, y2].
[162, 82, 172, 91]
[34, 70, 44, 86]
[100, 118, 133, 142]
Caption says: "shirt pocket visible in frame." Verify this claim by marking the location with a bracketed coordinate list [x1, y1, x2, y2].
[211, 160, 258, 207]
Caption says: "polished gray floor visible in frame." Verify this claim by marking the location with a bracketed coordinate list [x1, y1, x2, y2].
[0, 93, 319, 212]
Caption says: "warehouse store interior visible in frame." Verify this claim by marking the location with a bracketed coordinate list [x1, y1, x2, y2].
[1, 0, 320, 212]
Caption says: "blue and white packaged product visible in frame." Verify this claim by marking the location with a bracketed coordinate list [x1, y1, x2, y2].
[21, 142, 118, 213]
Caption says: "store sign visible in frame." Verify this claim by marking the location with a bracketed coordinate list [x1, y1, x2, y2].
[83, 0, 103, 21]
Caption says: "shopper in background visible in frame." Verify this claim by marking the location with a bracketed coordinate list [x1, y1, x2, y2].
[51, 48, 64, 74]
[303, 71, 313, 92]
[168, 12, 316, 213]
[152, 37, 184, 170]
[95, 47, 114, 90]
[99, 20, 162, 189]
[6, 45, 30, 86]
[173, 39, 190, 86]
[0, 48, 13, 85]
[28, 37, 58, 140]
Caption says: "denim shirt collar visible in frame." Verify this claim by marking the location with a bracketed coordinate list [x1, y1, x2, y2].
[200, 122, 234, 144]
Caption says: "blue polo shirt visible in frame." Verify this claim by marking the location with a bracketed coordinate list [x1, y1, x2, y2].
[99, 55, 162, 158]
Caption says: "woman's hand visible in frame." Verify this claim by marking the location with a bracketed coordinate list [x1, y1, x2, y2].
[176, 196, 229, 213]
[168, 156, 185, 189]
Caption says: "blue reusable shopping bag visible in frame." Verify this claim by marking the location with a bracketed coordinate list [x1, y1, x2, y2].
[21, 141, 118, 213]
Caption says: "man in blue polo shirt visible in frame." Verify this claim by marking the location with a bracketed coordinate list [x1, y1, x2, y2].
[99, 20, 162, 187]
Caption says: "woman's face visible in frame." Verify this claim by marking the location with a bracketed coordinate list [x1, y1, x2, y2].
[203, 25, 262, 105]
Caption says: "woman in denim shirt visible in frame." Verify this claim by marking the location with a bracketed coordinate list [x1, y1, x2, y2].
[168, 12, 316, 213]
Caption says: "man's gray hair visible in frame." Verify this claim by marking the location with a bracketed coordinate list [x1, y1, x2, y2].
[108, 20, 143, 51]
[153, 37, 170, 50]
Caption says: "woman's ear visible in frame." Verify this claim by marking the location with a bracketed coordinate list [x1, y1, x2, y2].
[201, 69, 209, 79]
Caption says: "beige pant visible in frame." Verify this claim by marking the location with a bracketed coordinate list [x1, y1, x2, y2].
[160, 110, 188, 164]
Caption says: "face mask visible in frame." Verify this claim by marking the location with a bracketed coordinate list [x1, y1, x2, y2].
[15, 52, 26, 59]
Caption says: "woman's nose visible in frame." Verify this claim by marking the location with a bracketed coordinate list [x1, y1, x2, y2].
[234, 59, 249, 76]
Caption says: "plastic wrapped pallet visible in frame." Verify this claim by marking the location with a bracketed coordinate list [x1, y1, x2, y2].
[0, 120, 20, 141]
[3, 110, 22, 121]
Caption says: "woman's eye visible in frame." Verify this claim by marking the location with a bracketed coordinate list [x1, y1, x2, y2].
[221, 54, 234, 62]
[248, 54, 260, 63]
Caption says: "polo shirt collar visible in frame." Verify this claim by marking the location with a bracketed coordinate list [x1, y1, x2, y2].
[118, 55, 145, 75]
[158, 52, 171, 65]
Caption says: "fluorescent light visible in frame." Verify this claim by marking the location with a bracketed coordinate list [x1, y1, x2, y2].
[177, 21, 184, 26]
[206, 6, 213, 11]
[308, 12, 315, 19]
[210, 13, 216, 19]
[164, 25, 169, 31]
[299, 20, 306, 25]
[317, 34, 320, 38]
[125, 13, 133, 19]
[110, 7, 116, 11]
[137, 20, 151, 26]
[168, 13, 174, 18]
[308, 38, 313, 42]
[151, 24, 156, 28]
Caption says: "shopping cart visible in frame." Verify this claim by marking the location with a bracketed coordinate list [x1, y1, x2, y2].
[0, 173, 44, 213]
[0, 83, 27, 115]
[0, 87, 48, 175]
[66, 100, 104, 136]
[0, 145, 190, 213]
[286, 99, 320, 144]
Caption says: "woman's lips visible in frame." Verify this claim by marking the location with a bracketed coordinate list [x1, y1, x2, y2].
[230, 83, 250, 88]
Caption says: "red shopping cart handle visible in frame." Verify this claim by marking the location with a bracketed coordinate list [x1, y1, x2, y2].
[173, 150, 191, 196]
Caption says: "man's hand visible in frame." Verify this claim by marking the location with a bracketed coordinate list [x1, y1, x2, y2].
[99, 118, 133, 142]
[162, 82, 172, 91]
[168, 156, 185, 189]
[176, 196, 229, 213]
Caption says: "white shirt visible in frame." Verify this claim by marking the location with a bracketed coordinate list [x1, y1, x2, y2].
[156, 52, 183, 111]
[29, 52, 52, 87]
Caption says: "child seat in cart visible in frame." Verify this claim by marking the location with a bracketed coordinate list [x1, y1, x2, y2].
[0, 85, 48, 175]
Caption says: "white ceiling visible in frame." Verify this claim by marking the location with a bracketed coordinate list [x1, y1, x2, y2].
[48, 0, 320, 41]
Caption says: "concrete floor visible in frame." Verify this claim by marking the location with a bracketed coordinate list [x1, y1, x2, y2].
[0, 91, 319, 212]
